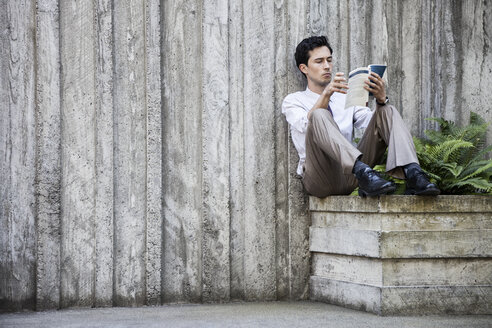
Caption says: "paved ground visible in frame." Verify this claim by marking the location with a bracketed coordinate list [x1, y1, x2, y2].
[0, 301, 490, 328]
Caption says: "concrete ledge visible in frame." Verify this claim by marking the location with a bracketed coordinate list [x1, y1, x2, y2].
[311, 212, 491, 231]
[309, 195, 492, 315]
[309, 195, 492, 213]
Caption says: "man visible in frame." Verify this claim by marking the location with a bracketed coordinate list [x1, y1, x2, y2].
[282, 36, 440, 197]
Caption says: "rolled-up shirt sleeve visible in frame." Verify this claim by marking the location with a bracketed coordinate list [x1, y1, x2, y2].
[353, 105, 373, 129]
[282, 95, 309, 133]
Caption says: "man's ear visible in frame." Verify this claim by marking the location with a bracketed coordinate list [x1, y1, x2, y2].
[299, 63, 308, 75]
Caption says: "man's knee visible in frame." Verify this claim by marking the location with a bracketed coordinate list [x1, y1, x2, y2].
[309, 107, 329, 122]
[378, 104, 395, 114]
[376, 104, 400, 121]
[309, 108, 335, 130]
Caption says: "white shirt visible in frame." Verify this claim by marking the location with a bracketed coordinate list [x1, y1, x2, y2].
[282, 87, 374, 176]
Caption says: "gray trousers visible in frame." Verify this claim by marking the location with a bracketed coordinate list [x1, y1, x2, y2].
[302, 105, 418, 197]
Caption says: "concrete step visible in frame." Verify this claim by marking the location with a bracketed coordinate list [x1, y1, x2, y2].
[310, 227, 492, 258]
[310, 276, 492, 315]
[311, 211, 492, 231]
[312, 253, 492, 286]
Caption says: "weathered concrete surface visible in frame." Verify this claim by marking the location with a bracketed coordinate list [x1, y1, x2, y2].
[144, 0, 163, 307]
[313, 254, 492, 286]
[311, 277, 492, 316]
[93, 0, 114, 308]
[202, 0, 230, 303]
[35, 0, 61, 311]
[310, 227, 492, 258]
[242, 0, 277, 302]
[228, 0, 246, 301]
[161, 0, 203, 304]
[310, 195, 492, 213]
[1, 0, 491, 311]
[113, 0, 148, 307]
[312, 212, 492, 231]
[0, 0, 37, 312]
[59, 0, 97, 308]
[1, 302, 491, 328]
[309, 195, 492, 315]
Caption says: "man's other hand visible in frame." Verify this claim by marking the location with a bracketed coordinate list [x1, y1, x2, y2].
[364, 72, 386, 104]
[323, 72, 348, 97]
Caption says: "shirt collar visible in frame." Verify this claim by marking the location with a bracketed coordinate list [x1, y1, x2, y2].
[304, 86, 321, 99]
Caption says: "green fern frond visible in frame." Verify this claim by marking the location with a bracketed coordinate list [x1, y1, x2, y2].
[448, 178, 492, 193]
[470, 145, 492, 163]
[450, 165, 464, 178]
[470, 111, 487, 126]
[428, 140, 473, 162]
[416, 111, 492, 194]
[460, 161, 492, 181]
[460, 160, 492, 178]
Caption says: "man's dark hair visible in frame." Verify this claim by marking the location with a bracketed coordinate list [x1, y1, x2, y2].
[295, 36, 333, 75]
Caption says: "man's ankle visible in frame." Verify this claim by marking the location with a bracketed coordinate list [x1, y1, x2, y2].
[403, 162, 421, 178]
[352, 159, 371, 178]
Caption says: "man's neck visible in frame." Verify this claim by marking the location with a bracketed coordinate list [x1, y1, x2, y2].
[306, 81, 325, 95]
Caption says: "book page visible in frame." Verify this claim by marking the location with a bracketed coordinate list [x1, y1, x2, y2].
[344, 67, 369, 109]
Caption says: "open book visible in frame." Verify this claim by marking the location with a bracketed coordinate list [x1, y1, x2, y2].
[344, 64, 386, 109]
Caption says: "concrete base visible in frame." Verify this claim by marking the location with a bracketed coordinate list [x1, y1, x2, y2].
[310, 277, 491, 315]
[309, 195, 492, 315]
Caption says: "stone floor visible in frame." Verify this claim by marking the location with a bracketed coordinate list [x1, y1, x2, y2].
[1, 301, 490, 328]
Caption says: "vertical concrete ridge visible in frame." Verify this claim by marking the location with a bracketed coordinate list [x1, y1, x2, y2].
[110, 0, 117, 308]
[242, 0, 277, 301]
[431, 0, 443, 124]
[273, 0, 289, 301]
[228, 0, 246, 301]
[419, 0, 428, 136]
[398, 0, 419, 132]
[0, 0, 37, 312]
[201, 0, 230, 303]
[112, 0, 147, 306]
[144, 0, 163, 306]
[59, 0, 97, 308]
[94, 0, 114, 308]
[35, 0, 62, 311]
[161, 0, 203, 303]
[287, 0, 310, 301]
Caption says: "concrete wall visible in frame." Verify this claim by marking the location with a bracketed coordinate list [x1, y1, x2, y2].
[0, 0, 490, 311]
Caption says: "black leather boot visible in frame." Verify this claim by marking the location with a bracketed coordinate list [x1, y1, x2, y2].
[404, 163, 440, 195]
[353, 160, 396, 197]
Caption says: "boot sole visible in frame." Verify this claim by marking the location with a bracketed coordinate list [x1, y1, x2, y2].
[358, 185, 397, 197]
[405, 188, 441, 196]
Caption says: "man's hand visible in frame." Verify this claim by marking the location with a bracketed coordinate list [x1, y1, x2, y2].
[364, 72, 386, 104]
[323, 72, 348, 97]
[307, 72, 348, 119]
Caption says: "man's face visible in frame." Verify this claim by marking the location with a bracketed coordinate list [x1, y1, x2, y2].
[299, 46, 333, 87]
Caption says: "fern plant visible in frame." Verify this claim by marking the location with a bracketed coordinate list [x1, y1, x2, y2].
[414, 112, 492, 194]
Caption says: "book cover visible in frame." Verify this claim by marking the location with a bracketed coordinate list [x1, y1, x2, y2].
[344, 64, 386, 109]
